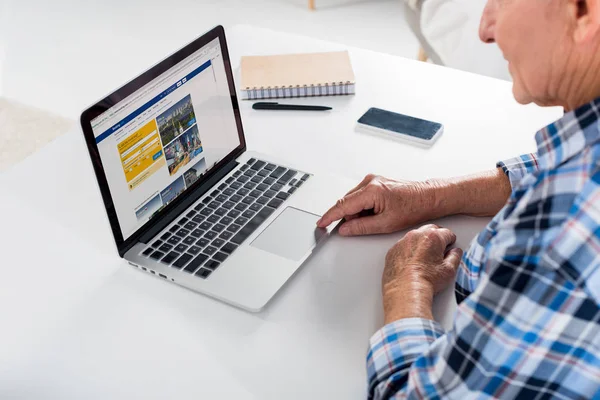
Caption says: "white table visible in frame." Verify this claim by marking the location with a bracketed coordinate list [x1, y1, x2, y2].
[0, 26, 562, 399]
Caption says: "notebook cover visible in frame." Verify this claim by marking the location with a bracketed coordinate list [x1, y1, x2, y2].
[240, 51, 355, 89]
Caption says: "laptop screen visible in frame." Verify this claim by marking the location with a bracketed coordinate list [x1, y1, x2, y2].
[90, 37, 241, 240]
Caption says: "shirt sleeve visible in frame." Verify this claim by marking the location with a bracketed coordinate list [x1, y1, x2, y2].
[496, 153, 539, 190]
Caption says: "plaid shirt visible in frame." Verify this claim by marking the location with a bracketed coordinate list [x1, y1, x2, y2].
[367, 98, 600, 399]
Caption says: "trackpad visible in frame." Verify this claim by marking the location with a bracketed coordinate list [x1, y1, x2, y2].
[251, 207, 326, 261]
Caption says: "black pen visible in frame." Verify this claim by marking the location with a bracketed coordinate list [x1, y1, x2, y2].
[252, 102, 332, 111]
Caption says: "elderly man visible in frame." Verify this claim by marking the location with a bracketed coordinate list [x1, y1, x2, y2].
[317, 0, 600, 397]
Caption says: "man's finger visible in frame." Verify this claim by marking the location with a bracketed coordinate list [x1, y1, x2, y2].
[433, 227, 457, 248]
[338, 214, 387, 236]
[316, 189, 374, 228]
[444, 248, 463, 269]
[344, 174, 375, 196]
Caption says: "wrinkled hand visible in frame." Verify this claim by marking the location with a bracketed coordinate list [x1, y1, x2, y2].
[383, 224, 463, 297]
[316, 174, 441, 236]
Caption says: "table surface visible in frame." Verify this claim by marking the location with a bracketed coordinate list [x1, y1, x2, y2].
[0, 25, 562, 399]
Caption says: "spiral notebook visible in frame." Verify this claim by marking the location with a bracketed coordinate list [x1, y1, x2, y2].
[240, 51, 356, 100]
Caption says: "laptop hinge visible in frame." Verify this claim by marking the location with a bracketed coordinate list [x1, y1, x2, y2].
[135, 158, 239, 247]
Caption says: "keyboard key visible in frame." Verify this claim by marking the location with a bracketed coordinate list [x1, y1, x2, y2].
[235, 203, 248, 211]
[197, 238, 210, 247]
[264, 163, 276, 171]
[288, 187, 297, 194]
[227, 209, 241, 218]
[184, 222, 198, 230]
[183, 254, 209, 273]
[218, 183, 227, 190]
[250, 203, 263, 211]
[183, 236, 196, 246]
[264, 190, 276, 198]
[231, 181, 242, 189]
[226, 177, 234, 184]
[301, 173, 310, 181]
[190, 229, 205, 238]
[243, 182, 256, 190]
[240, 164, 249, 171]
[257, 183, 269, 191]
[263, 177, 275, 185]
[196, 268, 212, 278]
[230, 194, 243, 203]
[233, 170, 241, 177]
[203, 246, 217, 256]
[220, 216, 234, 225]
[200, 222, 212, 230]
[236, 188, 250, 196]
[247, 158, 256, 165]
[219, 231, 234, 240]
[209, 201, 221, 209]
[152, 240, 163, 248]
[244, 170, 256, 177]
[276, 192, 291, 201]
[200, 208, 213, 216]
[204, 260, 220, 270]
[208, 215, 220, 223]
[249, 190, 261, 198]
[187, 245, 201, 255]
[268, 198, 284, 209]
[194, 203, 204, 211]
[295, 180, 304, 187]
[212, 224, 226, 233]
[213, 252, 228, 262]
[257, 169, 269, 177]
[211, 190, 220, 197]
[150, 251, 165, 260]
[160, 232, 172, 240]
[271, 183, 283, 192]
[221, 242, 238, 254]
[212, 238, 225, 248]
[192, 215, 205, 223]
[186, 210, 197, 218]
[216, 194, 228, 202]
[251, 160, 266, 170]
[278, 169, 297, 184]
[224, 188, 235, 196]
[175, 244, 188, 253]
[179, 217, 189, 225]
[289, 179, 297, 187]
[202, 197, 212, 204]
[242, 210, 255, 219]
[242, 196, 254, 205]
[169, 225, 180, 233]
[231, 207, 275, 245]
[204, 231, 217, 240]
[223, 201, 235, 209]
[257, 196, 270, 205]
[237, 175, 250, 183]
[159, 243, 173, 252]
[161, 251, 178, 265]
[214, 208, 227, 216]
[270, 166, 286, 178]
[142, 248, 153, 256]
[251, 176, 262, 183]
[176, 228, 190, 237]
[235, 217, 249, 225]
[227, 224, 241, 233]
[167, 236, 182, 245]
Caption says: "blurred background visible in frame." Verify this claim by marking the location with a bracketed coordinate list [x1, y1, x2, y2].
[0, 0, 507, 170]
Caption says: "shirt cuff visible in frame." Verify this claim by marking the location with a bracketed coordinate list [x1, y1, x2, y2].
[496, 153, 539, 190]
[367, 318, 445, 399]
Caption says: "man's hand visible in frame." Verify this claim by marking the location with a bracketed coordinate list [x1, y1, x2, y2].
[382, 224, 463, 324]
[316, 174, 448, 236]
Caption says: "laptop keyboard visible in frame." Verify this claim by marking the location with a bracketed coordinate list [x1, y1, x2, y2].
[140, 158, 310, 279]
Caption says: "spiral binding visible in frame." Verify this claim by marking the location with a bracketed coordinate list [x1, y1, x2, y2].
[242, 82, 355, 100]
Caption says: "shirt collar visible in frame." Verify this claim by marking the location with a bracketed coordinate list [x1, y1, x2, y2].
[535, 97, 600, 171]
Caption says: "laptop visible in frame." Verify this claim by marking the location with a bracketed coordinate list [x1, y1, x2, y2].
[80, 26, 351, 311]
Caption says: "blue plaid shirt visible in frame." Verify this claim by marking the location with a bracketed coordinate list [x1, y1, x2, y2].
[367, 98, 600, 399]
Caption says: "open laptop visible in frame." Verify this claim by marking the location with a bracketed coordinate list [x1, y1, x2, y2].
[80, 26, 351, 311]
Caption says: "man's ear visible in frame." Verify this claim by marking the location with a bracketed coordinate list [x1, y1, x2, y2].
[573, 0, 600, 43]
